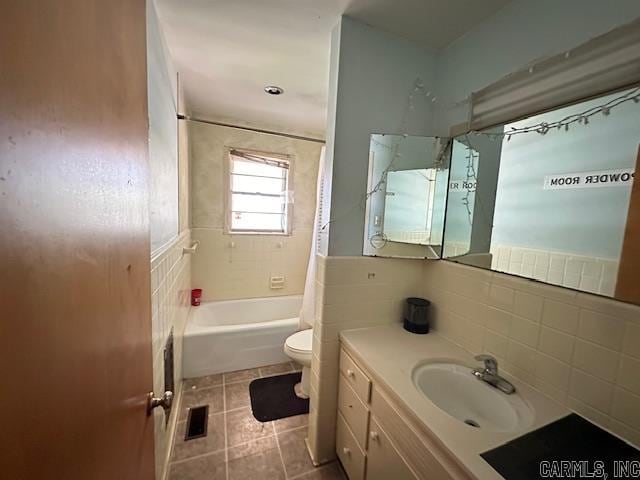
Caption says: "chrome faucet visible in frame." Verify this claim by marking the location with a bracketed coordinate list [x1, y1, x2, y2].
[472, 354, 516, 394]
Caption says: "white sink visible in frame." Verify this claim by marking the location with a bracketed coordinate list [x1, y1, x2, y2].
[412, 362, 533, 432]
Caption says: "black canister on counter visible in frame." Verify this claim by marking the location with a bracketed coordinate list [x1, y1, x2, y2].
[403, 297, 431, 334]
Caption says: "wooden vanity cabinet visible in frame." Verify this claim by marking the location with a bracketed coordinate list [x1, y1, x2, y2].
[366, 416, 419, 480]
[336, 347, 469, 480]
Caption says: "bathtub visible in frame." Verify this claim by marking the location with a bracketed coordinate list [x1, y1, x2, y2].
[183, 295, 303, 378]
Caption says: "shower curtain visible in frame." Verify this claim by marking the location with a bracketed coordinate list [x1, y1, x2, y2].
[299, 145, 325, 330]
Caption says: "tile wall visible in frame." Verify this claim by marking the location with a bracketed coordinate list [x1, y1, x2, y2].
[189, 121, 322, 302]
[191, 227, 312, 301]
[491, 244, 618, 297]
[385, 230, 431, 244]
[307, 255, 640, 467]
[307, 256, 424, 464]
[150, 230, 193, 480]
[422, 260, 640, 447]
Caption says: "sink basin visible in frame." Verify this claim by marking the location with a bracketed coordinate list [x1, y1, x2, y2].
[412, 362, 533, 432]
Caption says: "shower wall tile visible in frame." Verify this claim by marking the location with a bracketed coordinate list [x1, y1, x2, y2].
[188, 121, 322, 302]
[150, 230, 193, 479]
[191, 227, 312, 301]
[423, 260, 640, 447]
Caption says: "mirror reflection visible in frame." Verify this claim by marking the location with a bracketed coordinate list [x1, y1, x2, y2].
[364, 134, 450, 259]
[443, 87, 640, 304]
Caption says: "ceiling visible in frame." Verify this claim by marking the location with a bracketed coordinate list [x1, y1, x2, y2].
[155, 0, 511, 139]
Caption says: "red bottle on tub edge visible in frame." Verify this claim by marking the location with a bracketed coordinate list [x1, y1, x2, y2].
[191, 289, 202, 306]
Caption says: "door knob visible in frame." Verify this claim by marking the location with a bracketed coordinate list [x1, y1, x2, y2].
[147, 391, 173, 416]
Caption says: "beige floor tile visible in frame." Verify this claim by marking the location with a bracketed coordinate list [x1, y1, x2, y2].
[224, 367, 261, 383]
[180, 386, 224, 421]
[278, 427, 315, 478]
[295, 462, 347, 480]
[227, 436, 286, 480]
[274, 413, 309, 433]
[226, 407, 274, 447]
[183, 373, 223, 391]
[291, 361, 302, 372]
[172, 413, 225, 461]
[260, 362, 294, 377]
[225, 380, 252, 410]
[168, 451, 226, 480]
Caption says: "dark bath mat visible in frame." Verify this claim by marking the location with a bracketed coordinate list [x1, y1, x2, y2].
[249, 372, 309, 422]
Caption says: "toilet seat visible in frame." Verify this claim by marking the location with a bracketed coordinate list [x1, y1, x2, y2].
[285, 329, 312, 353]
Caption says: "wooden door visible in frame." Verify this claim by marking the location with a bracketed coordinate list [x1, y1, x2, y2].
[0, 1, 155, 479]
[616, 145, 640, 304]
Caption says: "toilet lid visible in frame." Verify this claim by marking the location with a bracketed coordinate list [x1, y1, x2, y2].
[286, 329, 313, 352]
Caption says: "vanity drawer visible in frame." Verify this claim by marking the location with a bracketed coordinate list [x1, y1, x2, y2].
[367, 416, 418, 480]
[338, 373, 369, 448]
[340, 349, 371, 404]
[336, 411, 366, 480]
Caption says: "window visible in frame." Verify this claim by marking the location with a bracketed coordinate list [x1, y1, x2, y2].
[227, 149, 292, 234]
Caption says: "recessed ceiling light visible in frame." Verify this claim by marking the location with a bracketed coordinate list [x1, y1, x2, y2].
[264, 85, 284, 95]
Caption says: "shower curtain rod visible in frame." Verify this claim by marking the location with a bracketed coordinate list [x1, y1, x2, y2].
[177, 114, 326, 144]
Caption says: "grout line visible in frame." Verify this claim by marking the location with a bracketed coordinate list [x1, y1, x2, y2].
[222, 373, 229, 480]
[171, 364, 311, 478]
[275, 424, 309, 436]
[182, 383, 224, 394]
[169, 447, 227, 466]
[225, 405, 251, 414]
[227, 432, 277, 451]
[287, 463, 342, 480]
[166, 427, 312, 469]
[273, 423, 288, 479]
[223, 376, 260, 386]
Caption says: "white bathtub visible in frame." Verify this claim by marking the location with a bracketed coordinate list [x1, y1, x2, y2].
[183, 295, 302, 378]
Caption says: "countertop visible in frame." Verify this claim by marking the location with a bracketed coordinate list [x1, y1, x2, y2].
[339, 324, 569, 480]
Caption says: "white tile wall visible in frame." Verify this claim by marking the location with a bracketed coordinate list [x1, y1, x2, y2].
[385, 230, 431, 244]
[423, 260, 640, 447]
[491, 245, 619, 297]
[188, 121, 322, 302]
[191, 227, 312, 301]
[150, 230, 192, 480]
[443, 241, 472, 257]
[307, 255, 640, 467]
[307, 255, 424, 464]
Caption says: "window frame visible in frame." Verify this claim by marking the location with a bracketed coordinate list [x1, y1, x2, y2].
[224, 147, 294, 236]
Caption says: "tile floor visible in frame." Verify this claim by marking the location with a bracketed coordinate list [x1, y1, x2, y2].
[168, 362, 346, 480]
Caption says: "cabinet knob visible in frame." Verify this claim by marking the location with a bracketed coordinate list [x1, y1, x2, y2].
[370, 431, 379, 441]
[343, 447, 351, 456]
[347, 369, 355, 378]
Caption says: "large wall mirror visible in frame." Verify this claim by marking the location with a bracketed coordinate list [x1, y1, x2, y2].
[442, 87, 640, 304]
[363, 134, 451, 259]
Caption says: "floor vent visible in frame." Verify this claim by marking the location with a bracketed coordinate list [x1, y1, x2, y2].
[185, 405, 208, 441]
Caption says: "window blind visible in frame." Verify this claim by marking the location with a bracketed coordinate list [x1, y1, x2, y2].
[229, 149, 290, 169]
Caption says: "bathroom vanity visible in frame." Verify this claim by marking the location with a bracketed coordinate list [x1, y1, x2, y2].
[336, 347, 470, 480]
[336, 324, 570, 480]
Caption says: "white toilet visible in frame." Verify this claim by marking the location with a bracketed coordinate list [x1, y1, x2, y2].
[284, 328, 313, 398]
